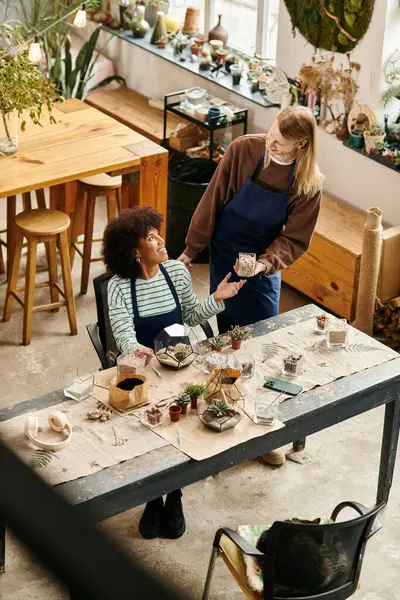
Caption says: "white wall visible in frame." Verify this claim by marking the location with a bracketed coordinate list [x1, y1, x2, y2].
[84, 2, 400, 224]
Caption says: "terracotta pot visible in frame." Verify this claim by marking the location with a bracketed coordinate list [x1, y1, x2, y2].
[194, 35, 205, 46]
[169, 404, 182, 422]
[190, 43, 203, 56]
[208, 14, 228, 46]
[190, 397, 198, 409]
[212, 347, 222, 353]
[179, 403, 188, 415]
[231, 339, 242, 350]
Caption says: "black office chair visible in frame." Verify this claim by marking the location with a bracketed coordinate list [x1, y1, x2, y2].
[87, 272, 215, 370]
[202, 501, 385, 600]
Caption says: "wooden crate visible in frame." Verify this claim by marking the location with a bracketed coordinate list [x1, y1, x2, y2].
[282, 194, 400, 320]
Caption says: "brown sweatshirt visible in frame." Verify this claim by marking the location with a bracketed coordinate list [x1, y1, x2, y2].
[184, 133, 322, 274]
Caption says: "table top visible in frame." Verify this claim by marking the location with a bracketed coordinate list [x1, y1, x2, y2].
[2, 304, 400, 521]
[0, 99, 166, 198]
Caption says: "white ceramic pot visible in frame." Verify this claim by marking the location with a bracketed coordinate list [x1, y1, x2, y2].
[363, 131, 385, 154]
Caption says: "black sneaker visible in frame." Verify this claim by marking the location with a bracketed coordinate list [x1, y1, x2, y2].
[161, 489, 186, 539]
[138, 497, 164, 539]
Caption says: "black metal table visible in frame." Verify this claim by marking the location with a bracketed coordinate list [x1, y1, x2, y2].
[1, 304, 400, 571]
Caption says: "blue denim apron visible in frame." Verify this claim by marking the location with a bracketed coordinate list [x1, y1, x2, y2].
[210, 156, 295, 326]
[130, 264, 183, 350]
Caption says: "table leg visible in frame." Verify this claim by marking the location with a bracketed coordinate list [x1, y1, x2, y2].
[121, 152, 168, 239]
[50, 182, 78, 241]
[0, 519, 5, 572]
[293, 438, 306, 452]
[377, 399, 400, 504]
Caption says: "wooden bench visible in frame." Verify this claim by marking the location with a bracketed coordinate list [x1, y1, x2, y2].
[86, 88, 183, 145]
[282, 194, 400, 320]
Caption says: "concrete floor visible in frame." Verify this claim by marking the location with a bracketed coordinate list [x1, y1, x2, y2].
[0, 198, 399, 600]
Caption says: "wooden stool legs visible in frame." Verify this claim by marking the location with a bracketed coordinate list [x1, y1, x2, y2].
[59, 231, 78, 337]
[70, 184, 120, 295]
[3, 224, 77, 346]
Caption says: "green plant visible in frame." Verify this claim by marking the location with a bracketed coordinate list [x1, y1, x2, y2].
[0, 50, 58, 138]
[42, 26, 125, 100]
[184, 384, 206, 399]
[351, 124, 367, 135]
[395, 151, 400, 166]
[175, 392, 190, 406]
[209, 337, 224, 350]
[208, 400, 232, 418]
[283, 0, 375, 53]
[229, 326, 248, 341]
[382, 85, 400, 107]
[365, 125, 385, 136]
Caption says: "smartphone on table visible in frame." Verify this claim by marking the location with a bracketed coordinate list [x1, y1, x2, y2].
[263, 377, 303, 396]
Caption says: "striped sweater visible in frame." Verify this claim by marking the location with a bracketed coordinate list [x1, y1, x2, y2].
[108, 260, 224, 352]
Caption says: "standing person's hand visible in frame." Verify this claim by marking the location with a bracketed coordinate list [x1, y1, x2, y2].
[135, 346, 154, 366]
[177, 253, 193, 270]
[234, 259, 267, 277]
[214, 273, 246, 302]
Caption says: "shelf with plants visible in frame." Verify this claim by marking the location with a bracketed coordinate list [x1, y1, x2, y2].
[163, 90, 248, 162]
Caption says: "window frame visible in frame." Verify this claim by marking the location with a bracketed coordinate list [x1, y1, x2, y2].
[202, 0, 276, 59]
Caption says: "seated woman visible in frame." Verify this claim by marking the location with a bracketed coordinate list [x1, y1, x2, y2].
[103, 206, 245, 540]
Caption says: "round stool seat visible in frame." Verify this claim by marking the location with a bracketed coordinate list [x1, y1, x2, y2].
[78, 173, 122, 188]
[15, 209, 70, 237]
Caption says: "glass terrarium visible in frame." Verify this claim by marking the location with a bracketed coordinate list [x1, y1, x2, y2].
[314, 313, 329, 335]
[237, 253, 256, 277]
[154, 323, 198, 370]
[203, 366, 245, 404]
[117, 351, 146, 376]
[197, 391, 243, 433]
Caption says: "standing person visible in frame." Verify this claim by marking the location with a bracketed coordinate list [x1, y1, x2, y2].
[178, 106, 323, 334]
[103, 206, 245, 540]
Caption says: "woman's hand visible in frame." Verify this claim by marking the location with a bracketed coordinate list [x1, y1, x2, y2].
[233, 259, 267, 278]
[214, 273, 246, 303]
[135, 346, 154, 366]
[177, 253, 193, 270]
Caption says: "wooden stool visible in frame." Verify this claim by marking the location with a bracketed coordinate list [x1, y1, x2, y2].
[3, 209, 78, 346]
[0, 189, 47, 277]
[69, 174, 121, 295]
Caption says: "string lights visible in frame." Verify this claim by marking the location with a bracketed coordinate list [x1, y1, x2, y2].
[27, 4, 87, 63]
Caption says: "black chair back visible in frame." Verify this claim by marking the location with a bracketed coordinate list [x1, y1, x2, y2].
[260, 502, 385, 600]
[88, 271, 214, 369]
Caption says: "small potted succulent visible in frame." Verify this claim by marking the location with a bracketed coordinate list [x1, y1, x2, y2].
[157, 36, 167, 49]
[175, 392, 190, 415]
[229, 326, 247, 350]
[184, 383, 206, 409]
[209, 337, 224, 352]
[364, 125, 386, 154]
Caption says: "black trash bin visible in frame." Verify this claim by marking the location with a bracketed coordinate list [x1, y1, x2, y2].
[167, 158, 217, 263]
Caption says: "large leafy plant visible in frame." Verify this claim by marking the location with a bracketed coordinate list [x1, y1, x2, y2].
[43, 26, 125, 100]
[0, 21, 58, 139]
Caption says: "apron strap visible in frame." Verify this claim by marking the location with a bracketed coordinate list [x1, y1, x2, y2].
[131, 263, 183, 322]
[284, 161, 296, 195]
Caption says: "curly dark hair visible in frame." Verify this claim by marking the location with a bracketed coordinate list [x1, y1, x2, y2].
[103, 206, 163, 279]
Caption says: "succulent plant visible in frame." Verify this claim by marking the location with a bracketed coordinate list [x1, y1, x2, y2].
[175, 392, 190, 406]
[229, 326, 248, 341]
[184, 384, 206, 399]
[208, 400, 232, 418]
[209, 337, 224, 350]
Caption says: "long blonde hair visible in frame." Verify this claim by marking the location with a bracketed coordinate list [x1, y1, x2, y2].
[264, 106, 323, 198]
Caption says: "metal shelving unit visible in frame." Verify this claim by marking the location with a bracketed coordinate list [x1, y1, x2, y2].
[163, 89, 248, 162]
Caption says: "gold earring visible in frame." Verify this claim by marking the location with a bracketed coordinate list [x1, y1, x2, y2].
[136, 256, 140, 263]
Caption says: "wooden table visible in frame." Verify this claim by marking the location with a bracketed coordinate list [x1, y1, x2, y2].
[1, 304, 399, 572]
[0, 99, 168, 273]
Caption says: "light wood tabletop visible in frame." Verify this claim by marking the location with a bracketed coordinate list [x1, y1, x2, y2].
[0, 98, 168, 274]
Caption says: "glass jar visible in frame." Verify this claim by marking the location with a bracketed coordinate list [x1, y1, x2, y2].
[0, 110, 18, 156]
[237, 253, 256, 277]
[254, 389, 279, 425]
[327, 319, 349, 348]
[230, 64, 243, 86]
[203, 351, 228, 374]
[117, 352, 146, 376]
[315, 313, 329, 335]
[63, 369, 94, 401]
[282, 353, 304, 377]
[233, 354, 255, 380]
